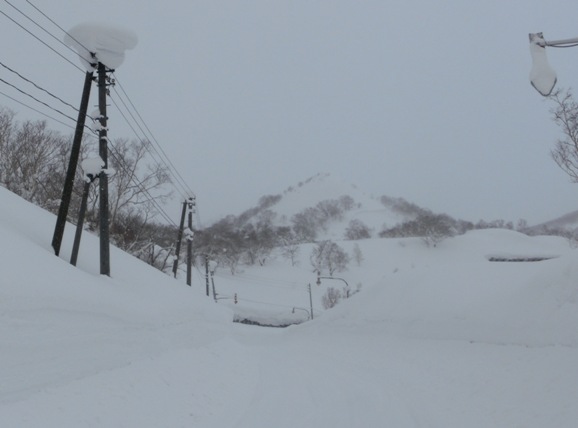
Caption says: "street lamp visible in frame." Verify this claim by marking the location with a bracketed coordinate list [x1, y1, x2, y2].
[316, 271, 349, 290]
[529, 32, 578, 96]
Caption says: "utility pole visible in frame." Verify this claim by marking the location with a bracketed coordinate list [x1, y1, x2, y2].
[186, 207, 193, 286]
[185, 197, 195, 286]
[52, 70, 94, 256]
[97, 62, 111, 276]
[172, 199, 188, 278]
[210, 269, 217, 302]
[205, 254, 210, 297]
[70, 174, 97, 266]
[308, 283, 314, 320]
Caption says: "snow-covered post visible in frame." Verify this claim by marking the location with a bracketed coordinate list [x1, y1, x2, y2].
[97, 62, 112, 276]
[172, 198, 194, 278]
[185, 200, 195, 286]
[70, 157, 104, 266]
[64, 23, 137, 276]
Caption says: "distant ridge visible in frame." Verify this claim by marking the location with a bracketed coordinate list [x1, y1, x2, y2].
[530, 210, 578, 232]
[223, 172, 433, 241]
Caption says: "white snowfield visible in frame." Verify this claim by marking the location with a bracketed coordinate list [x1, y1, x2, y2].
[0, 186, 577, 427]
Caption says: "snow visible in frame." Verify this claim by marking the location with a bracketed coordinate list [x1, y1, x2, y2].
[1, 185, 578, 427]
[64, 23, 138, 70]
[529, 33, 557, 96]
[81, 156, 104, 180]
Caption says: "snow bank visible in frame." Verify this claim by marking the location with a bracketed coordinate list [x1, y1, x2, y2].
[315, 229, 578, 346]
[1, 184, 578, 427]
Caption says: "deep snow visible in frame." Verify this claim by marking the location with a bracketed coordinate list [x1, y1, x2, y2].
[1, 186, 578, 427]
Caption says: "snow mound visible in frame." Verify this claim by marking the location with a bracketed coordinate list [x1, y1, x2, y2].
[65, 22, 138, 70]
[314, 229, 578, 346]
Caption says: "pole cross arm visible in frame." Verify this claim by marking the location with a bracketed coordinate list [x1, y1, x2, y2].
[545, 36, 578, 47]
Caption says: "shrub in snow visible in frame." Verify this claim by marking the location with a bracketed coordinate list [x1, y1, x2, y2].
[380, 213, 457, 247]
[321, 286, 342, 310]
[344, 219, 372, 240]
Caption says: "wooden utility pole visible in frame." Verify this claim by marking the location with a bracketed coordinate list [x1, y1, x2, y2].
[308, 283, 314, 320]
[52, 70, 94, 256]
[172, 200, 188, 278]
[186, 207, 193, 286]
[210, 269, 217, 302]
[97, 62, 110, 276]
[70, 176, 96, 266]
[205, 255, 210, 297]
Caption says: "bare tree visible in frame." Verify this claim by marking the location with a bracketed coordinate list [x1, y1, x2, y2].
[550, 88, 578, 182]
[107, 138, 172, 227]
[310, 240, 350, 275]
[280, 230, 301, 267]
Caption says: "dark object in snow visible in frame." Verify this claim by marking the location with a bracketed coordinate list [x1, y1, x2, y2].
[486, 256, 557, 262]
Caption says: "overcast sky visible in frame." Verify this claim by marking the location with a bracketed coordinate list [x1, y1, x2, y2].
[2, 0, 578, 226]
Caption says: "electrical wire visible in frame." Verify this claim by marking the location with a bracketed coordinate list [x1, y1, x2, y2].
[24, 0, 92, 57]
[0, 76, 77, 123]
[112, 77, 196, 198]
[0, 60, 79, 112]
[0, 89, 77, 129]
[0, 7, 84, 73]
[108, 91, 190, 203]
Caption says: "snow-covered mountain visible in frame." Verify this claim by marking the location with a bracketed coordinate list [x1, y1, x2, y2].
[230, 172, 430, 240]
[1, 183, 578, 427]
[530, 209, 578, 232]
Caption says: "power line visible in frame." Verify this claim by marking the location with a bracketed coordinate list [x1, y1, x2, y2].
[0, 60, 79, 112]
[0, 6, 84, 73]
[0, 89, 76, 129]
[24, 0, 92, 57]
[109, 91, 189, 202]
[112, 77, 197, 199]
[108, 81, 204, 227]
[0, 76, 77, 123]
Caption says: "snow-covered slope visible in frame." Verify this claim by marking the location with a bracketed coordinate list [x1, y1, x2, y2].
[531, 209, 578, 231]
[1, 185, 578, 427]
[233, 172, 427, 240]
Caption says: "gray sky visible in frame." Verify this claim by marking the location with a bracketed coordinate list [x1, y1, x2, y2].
[1, 0, 578, 225]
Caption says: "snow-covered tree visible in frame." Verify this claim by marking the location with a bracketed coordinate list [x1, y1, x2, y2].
[310, 240, 350, 275]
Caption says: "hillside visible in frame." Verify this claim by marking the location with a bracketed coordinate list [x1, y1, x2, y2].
[1, 185, 578, 427]
[230, 172, 430, 241]
[530, 209, 578, 232]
